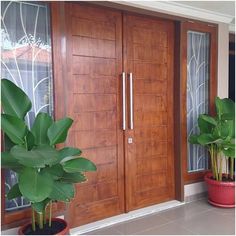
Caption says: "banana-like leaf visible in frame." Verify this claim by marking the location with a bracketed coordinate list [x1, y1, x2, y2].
[197, 134, 220, 145]
[31, 112, 53, 145]
[32, 198, 50, 213]
[188, 135, 200, 144]
[198, 115, 214, 134]
[62, 158, 97, 173]
[222, 148, 235, 157]
[1, 151, 23, 170]
[1, 114, 28, 145]
[19, 168, 54, 202]
[215, 97, 235, 119]
[222, 113, 235, 120]
[60, 172, 87, 183]
[58, 147, 82, 163]
[4, 135, 15, 151]
[43, 164, 64, 180]
[47, 118, 73, 145]
[11, 145, 59, 168]
[1, 79, 32, 119]
[7, 183, 22, 200]
[25, 131, 35, 150]
[49, 181, 74, 202]
[199, 114, 217, 126]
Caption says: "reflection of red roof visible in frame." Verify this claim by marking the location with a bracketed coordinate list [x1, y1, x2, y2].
[2, 45, 51, 63]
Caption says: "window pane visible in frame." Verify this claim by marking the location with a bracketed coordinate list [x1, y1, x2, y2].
[1, 1, 53, 211]
[187, 31, 210, 172]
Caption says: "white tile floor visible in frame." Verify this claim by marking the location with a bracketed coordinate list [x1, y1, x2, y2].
[83, 199, 235, 235]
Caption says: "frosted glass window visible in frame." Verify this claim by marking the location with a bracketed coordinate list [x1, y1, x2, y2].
[187, 31, 210, 172]
[1, 1, 53, 211]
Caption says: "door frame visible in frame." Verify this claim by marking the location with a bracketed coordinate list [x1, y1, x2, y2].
[1, 1, 219, 228]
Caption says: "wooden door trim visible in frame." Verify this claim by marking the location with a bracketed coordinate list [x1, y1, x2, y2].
[180, 21, 218, 184]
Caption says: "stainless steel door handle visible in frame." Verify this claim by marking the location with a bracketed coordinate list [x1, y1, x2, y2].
[129, 73, 134, 130]
[122, 72, 126, 130]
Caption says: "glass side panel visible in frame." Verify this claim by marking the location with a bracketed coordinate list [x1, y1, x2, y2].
[187, 31, 210, 172]
[1, 1, 53, 211]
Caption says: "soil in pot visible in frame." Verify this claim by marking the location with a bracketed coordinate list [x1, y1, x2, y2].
[23, 221, 67, 235]
[210, 176, 235, 182]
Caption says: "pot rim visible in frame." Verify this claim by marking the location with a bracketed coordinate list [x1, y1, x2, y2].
[18, 217, 68, 235]
[205, 172, 235, 186]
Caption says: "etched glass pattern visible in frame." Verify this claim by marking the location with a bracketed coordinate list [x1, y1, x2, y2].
[1, 1, 53, 211]
[187, 31, 210, 172]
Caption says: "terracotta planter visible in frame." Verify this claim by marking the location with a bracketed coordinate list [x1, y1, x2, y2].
[18, 218, 69, 235]
[205, 172, 235, 208]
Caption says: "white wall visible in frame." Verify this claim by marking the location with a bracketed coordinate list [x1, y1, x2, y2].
[217, 23, 229, 98]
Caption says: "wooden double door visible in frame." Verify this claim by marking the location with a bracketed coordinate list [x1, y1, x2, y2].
[55, 3, 175, 227]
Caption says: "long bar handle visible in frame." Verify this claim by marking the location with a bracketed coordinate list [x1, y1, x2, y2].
[122, 72, 126, 130]
[129, 73, 134, 130]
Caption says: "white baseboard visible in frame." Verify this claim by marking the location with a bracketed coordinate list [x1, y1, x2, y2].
[70, 200, 184, 235]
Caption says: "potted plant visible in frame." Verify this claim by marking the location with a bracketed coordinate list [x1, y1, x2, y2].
[189, 97, 235, 208]
[1, 79, 97, 235]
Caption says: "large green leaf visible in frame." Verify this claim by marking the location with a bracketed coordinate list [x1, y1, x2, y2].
[49, 181, 74, 202]
[43, 164, 64, 180]
[47, 118, 73, 145]
[217, 120, 235, 139]
[60, 172, 87, 183]
[62, 158, 97, 173]
[188, 135, 200, 144]
[1, 79, 32, 119]
[11, 145, 59, 168]
[7, 183, 22, 200]
[198, 115, 214, 134]
[1, 114, 28, 145]
[32, 198, 50, 213]
[215, 97, 235, 120]
[200, 114, 217, 126]
[222, 148, 235, 157]
[1, 151, 23, 170]
[4, 135, 15, 151]
[25, 131, 35, 150]
[31, 113, 53, 145]
[58, 147, 82, 162]
[19, 168, 54, 202]
[197, 134, 219, 145]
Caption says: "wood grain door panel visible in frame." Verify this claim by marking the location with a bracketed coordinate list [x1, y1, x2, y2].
[55, 3, 175, 226]
[124, 14, 175, 211]
[64, 3, 124, 227]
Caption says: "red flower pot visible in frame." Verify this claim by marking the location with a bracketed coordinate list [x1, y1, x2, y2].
[18, 218, 69, 235]
[205, 172, 235, 208]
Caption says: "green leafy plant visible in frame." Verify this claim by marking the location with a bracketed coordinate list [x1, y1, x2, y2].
[189, 97, 235, 181]
[1, 79, 97, 231]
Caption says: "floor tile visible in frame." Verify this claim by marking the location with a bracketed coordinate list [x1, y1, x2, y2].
[83, 227, 122, 235]
[111, 214, 169, 235]
[210, 206, 235, 216]
[158, 200, 211, 221]
[174, 209, 235, 235]
[136, 222, 196, 235]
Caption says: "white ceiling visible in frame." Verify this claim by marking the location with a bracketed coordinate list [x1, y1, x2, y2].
[174, 1, 235, 22]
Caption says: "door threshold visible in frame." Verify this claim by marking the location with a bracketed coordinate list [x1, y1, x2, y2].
[70, 200, 185, 235]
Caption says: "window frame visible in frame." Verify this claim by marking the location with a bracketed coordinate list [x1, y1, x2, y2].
[181, 21, 218, 184]
[1, 1, 66, 228]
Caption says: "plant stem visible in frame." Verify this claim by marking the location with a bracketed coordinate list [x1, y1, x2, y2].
[32, 207, 36, 232]
[219, 153, 223, 181]
[214, 147, 219, 181]
[39, 213, 43, 229]
[43, 208, 47, 225]
[210, 145, 215, 179]
[230, 157, 234, 180]
[49, 201, 52, 227]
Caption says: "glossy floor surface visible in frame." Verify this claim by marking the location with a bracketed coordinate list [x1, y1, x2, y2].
[83, 199, 235, 235]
